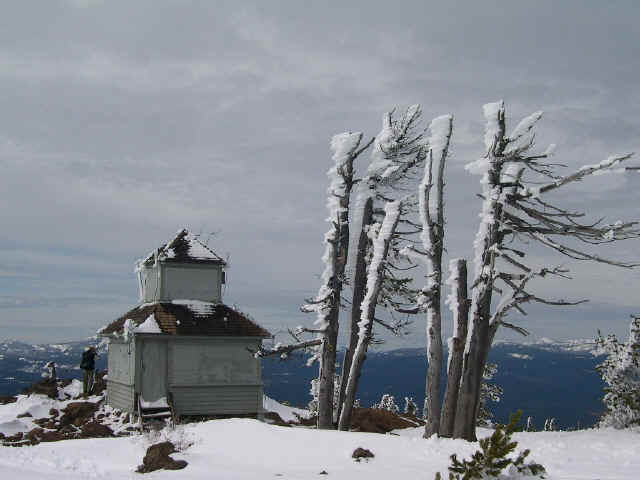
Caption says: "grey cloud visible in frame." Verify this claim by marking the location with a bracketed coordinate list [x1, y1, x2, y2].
[1, 0, 640, 346]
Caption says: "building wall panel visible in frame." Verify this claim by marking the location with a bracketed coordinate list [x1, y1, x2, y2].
[161, 264, 221, 302]
[169, 339, 259, 386]
[106, 381, 135, 413]
[171, 385, 263, 415]
[107, 341, 134, 385]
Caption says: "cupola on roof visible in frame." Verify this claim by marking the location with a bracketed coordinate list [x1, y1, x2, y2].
[140, 229, 226, 267]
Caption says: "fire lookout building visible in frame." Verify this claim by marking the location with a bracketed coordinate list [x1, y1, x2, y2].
[99, 229, 270, 420]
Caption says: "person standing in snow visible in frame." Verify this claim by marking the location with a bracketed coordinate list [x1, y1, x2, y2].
[80, 346, 97, 397]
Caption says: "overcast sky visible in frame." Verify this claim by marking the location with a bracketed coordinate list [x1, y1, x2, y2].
[1, 0, 640, 348]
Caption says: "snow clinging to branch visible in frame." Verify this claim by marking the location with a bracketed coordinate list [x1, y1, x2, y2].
[482, 101, 504, 153]
[368, 111, 398, 177]
[357, 200, 401, 340]
[310, 132, 363, 331]
[507, 110, 543, 143]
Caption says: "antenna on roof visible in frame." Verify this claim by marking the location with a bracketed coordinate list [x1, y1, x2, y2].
[204, 230, 220, 246]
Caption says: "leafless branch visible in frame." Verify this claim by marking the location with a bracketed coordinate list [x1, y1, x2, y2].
[251, 339, 323, 358]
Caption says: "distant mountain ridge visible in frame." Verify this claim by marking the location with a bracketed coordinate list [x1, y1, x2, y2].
[0, 338, 606, 429]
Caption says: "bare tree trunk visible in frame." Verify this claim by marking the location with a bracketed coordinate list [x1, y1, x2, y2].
[338, 200, 402, 431]
[314, 134, 373, 430]
[424, 298, 443, 437]
[336, 196, 373, 427]
[453, 102, 506, 441]
[317, 305, 340, 429]
[316, 192, 349, 428]
[439, 259, 469, 437]
[407, 114, 452, 438]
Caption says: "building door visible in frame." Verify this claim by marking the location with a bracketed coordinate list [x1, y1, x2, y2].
[140, 339, 167, 404]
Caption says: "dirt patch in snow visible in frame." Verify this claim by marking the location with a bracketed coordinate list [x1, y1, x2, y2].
[349, 408, 422, 434]
[60, 401, 100, 427]
[352, 447, 375, 461]
[263, 411, 291, 427]
[289, 408, 423, 433]
[22, 378, 70, 399]
[81, 421, 114, 438]
[1, 376, 136, 447]
[0, 396, 17, 405]
[137, 441, 188, 473]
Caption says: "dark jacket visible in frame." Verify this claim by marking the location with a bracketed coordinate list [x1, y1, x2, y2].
[80, 349, 96, 370]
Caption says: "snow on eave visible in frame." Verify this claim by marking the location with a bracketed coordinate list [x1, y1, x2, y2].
[134, 313, 163, 334]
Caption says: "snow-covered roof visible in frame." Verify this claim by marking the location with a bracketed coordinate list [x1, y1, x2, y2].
[99, 301, 270, 338]
[139, 229, 226, 267]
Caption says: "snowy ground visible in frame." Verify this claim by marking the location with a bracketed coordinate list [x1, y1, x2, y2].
[1, 411, 638, 479]
[0, 380, 141, 440]
[1, 391, 637, 479]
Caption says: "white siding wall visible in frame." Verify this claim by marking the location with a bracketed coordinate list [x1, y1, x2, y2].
[161, 264, 221, 302]
[106, 340, 136, 413]
[106, 382, 135, 413]
[168, 340, 258, 386]
[140, 265, 159, 302]
[168, 338, 263, 416]
[107, 341, 135, 385]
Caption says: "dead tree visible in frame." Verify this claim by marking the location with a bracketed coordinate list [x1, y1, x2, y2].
[439, 258, 469, 437]
[302, 132, 373, 429]
[452, 101, 640, 440]
[335, 195, 373, 424]
[338, 199, 403, 430]
[400, 114, 453, 437]
[264, 107, 422, 431]
[337, 105, 426, 430]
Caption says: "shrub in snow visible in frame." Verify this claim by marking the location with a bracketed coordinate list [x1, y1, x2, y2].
[373, 393, 399, 413]
[404, 396, 417, 416]
[308, 374, 340, 416]
[596, 316, 640, 429]
[543, 418, 557, 432]
[477, 363, 503, 427]
[434, 411, 546, 480]
[526, 416, 534, 432]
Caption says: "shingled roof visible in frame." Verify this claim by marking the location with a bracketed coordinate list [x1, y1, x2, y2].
[100, 301, 271, 338]
[140, 229, 226, 267]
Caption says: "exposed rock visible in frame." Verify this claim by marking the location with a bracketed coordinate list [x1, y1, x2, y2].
[352, 447, 375, 461]
[58, 424, 78, 435]
[17, 412, 32, 418]
[39, 430, 67, 443]
[49, 408, 59, 417]
[33, 417, 51, 427]
[59, 401, 99, 427]
[0, 395, 17, 405]
[21, 378, 59, 399]
[137, 441, 188, 473]
[2, 431, 33, 447]
[92, 371, 108, 395]
[4, 432, 23, 442]
[350, 408, 419, 434]
[81, 421, 114, 438]
[263, 412, 291, 427]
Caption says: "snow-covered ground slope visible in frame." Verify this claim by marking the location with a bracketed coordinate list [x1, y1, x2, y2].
[1, 417, 638, 479]
[0, 381, 136, 440]
[263, 395, 311, 422]
[0, 380, 88, 435]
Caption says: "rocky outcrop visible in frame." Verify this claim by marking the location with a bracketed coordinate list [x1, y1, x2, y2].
[136, 441, 188, 473]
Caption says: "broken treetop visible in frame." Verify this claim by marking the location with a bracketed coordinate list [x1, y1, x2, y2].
[139, 229, 226, 266]
[100, 301, 271, 338]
